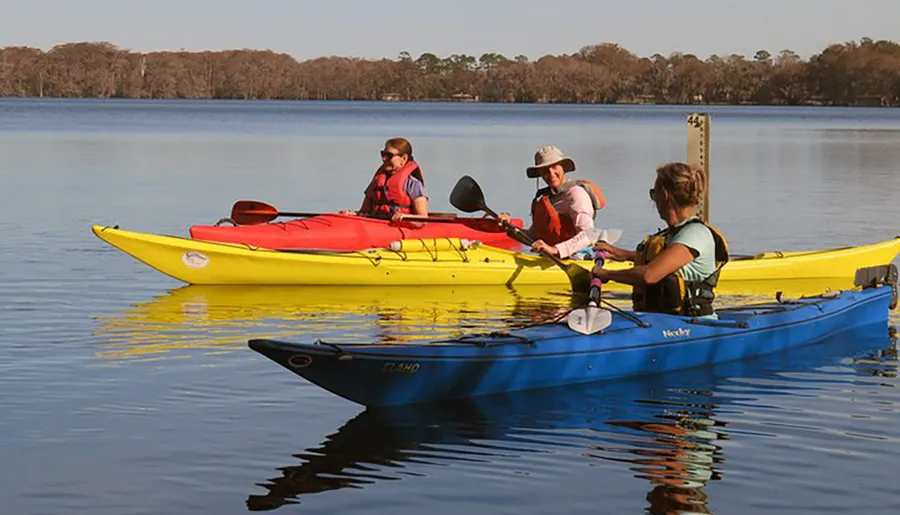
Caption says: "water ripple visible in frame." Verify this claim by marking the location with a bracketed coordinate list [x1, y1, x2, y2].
[4, 102, 900, 515]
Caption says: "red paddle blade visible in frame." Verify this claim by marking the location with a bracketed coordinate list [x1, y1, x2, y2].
[231, 200, 279, 226]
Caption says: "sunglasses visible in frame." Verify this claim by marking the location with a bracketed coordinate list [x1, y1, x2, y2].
[380, 150, 403, 159]
[649, 188, 656, 201]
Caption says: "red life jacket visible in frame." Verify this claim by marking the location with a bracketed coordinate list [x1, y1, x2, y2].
[363, 160, 425, 216]
[530, 179, 605, 245]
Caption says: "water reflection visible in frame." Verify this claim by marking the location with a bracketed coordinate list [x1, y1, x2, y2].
[246, 382, 726, 513]
[92, 285, 576, 359]
[247, 326, 895, 513]
[601, 407, 721, 514]
[93, 277, 868, 360]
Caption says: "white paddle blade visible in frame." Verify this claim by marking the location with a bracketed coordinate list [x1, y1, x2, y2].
[580, 228, 623, 253]
[596, 228, 623, 245]
[566, 306, 613, 335]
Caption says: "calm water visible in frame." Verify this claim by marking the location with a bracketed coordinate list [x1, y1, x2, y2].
[1, 99, 899, 514]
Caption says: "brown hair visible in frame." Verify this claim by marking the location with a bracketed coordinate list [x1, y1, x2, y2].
[654, 162, 704, 207]
[385, 137, 413, 159]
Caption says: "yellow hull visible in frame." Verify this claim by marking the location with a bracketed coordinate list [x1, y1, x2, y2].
[92, 225, 900, 287]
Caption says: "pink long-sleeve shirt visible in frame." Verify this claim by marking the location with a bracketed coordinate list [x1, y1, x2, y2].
[528, 185, 596, 259]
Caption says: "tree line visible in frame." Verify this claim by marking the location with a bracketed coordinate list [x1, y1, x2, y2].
[1, 38, 898, 106]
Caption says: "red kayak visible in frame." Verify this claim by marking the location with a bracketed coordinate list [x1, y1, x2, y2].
[190, 214, 524, 251]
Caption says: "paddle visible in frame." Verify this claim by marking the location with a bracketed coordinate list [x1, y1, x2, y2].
[566, 234, 654, 336]
[230, 200, 459, 226]
[449, 175, 618, 292]
[567, 247, 613, 335]
[230, 201, 325, 225]
[566, 303, 612, 336]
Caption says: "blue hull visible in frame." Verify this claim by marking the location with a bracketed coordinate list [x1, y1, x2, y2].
[249, 286, 894, 407]
[247, 325, 894, 509]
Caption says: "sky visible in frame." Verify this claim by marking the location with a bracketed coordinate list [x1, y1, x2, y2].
[1, 0, 896, 61]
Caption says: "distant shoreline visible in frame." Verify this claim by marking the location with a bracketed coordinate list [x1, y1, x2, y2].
[1, 97, 892, 109]
[1, 38, 897, 107]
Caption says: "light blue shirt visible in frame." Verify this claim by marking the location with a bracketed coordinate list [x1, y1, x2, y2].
[667, 220, 716, 282]
[667, 219, 719, 318]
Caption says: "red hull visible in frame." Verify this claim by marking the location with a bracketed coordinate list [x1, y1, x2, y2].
[189, 214, 524, 251]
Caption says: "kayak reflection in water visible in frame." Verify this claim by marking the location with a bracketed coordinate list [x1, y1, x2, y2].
[92, 285, 577, 359]
[367, 288, 576, 344]
[245, 376, 724, 513]
[339, 137, 428, 223]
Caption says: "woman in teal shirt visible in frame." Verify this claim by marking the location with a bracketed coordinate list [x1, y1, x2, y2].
[592, 162, 728, 317]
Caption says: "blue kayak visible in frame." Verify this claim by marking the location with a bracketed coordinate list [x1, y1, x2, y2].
[247, 324, 894, 509]
[249, 266, 897, 407]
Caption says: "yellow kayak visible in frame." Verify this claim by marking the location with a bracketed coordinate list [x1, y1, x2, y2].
[92, 225, 900, 286]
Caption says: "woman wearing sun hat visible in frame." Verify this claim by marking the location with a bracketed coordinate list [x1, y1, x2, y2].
[500, 145, 606, 258]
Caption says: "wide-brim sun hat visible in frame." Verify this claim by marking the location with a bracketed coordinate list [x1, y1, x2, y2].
[525, 145, 577, 178]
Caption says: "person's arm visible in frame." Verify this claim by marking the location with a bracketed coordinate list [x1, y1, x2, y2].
[594, 243, 695, 286]
[411, 196, 428, 216]
[593, 241, 637, 262]
[392, 177, 429, 221]
[553, 188, 596, 258]
[339, 193, 367, 216]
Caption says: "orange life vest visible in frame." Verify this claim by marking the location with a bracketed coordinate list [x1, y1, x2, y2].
[363, 160, 424, 216]
[530, 179, 606, 245]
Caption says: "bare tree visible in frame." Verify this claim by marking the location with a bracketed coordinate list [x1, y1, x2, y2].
[1, 38, 899, 106]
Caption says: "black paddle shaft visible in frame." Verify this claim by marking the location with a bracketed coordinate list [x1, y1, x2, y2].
[450, 175, 535, 245]
[448, 175, 591, 291]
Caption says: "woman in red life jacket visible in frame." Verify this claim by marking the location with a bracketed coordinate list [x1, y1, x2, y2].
[499, 145, 606, 258]
[339, 137, 429, 222]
